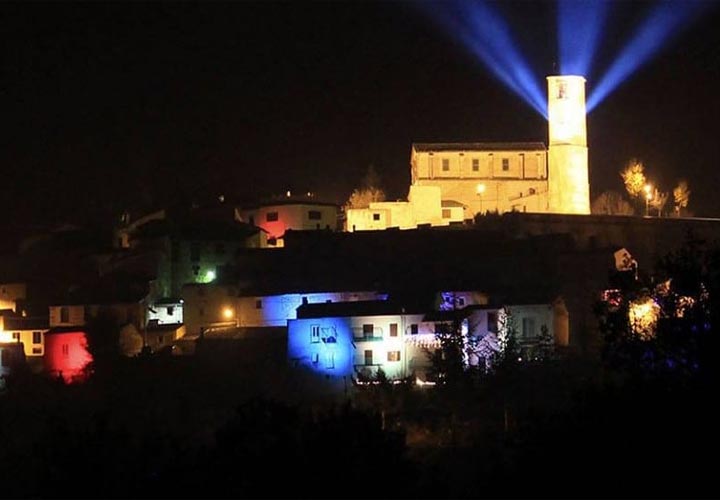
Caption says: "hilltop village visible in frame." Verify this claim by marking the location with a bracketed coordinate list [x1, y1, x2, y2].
[0, 75, 718, 387]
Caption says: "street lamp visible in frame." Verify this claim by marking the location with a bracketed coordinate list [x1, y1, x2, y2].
[476, 183, 486, 215]
[643, 184, 652, 216]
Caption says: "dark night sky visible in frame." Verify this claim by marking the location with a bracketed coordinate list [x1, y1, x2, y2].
[3, 1, 720, 235]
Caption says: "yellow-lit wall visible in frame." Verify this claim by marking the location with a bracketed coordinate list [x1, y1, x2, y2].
[547, 75, 590, 215]
[0, 329, 46, 356]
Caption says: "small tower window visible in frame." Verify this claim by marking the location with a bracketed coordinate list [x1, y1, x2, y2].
[502, 158, 509, 171]
[442, 159, 450, 171]
[558, 82, 567, 99]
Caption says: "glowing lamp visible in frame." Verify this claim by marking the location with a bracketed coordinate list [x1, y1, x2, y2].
[204, 270, 216, 282]
[222, 307, 234, 320]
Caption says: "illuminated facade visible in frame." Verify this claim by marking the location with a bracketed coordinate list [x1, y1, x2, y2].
[43, 328, 93, 383]
[236, 201, 339, 247]
[547, 75, 590, 214]
[0, 314, 48, 357]
[288, 297, 569, 383]
[346, 74, 591, 231]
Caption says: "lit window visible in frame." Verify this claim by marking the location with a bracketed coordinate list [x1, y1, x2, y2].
[472, 159, 479, 172]
[502, 158, 509, 171]
[308, 210, 322, 220]
[266, 212, 279, 222]
[311, 325, 320, 343]
[442, 159, 449, 171]
[410, 324, 418, 335]
[389, 323, 398, 337]
[558, 82, 567, 99]
[372, 213, 380, 221]
[387, 351, 401, 362]
[33, 331, 42, 344]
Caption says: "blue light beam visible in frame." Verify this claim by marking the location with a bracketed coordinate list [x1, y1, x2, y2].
[587, 0, 711, 112]
[418, 1, 547, 117]
[558, 0, 609, 78]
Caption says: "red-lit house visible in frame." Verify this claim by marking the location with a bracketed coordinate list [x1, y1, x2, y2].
[236, 198, 339, 247]
[43, 327, 93, 383]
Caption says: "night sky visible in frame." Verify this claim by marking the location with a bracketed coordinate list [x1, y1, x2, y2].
[3, 1, 720, 235]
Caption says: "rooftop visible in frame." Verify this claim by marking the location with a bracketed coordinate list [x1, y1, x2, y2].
[412, 142, 547, 152]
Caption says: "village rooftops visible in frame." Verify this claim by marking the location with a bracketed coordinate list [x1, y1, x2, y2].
[296, 300, 427, 319]
[412, 142, 547, 152]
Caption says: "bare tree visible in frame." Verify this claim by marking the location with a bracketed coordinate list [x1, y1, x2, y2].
[591, 190, 635, 216]
[345, 164, 386, 210]
[649, 188, 669, 217]
[673, 180, 691, 217]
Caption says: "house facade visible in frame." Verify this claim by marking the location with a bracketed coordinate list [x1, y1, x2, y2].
[236, 200, 339, 247]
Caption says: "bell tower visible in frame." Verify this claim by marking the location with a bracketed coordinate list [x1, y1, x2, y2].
[547, 75, 590, 214]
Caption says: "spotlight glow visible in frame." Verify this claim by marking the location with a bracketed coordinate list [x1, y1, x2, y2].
[558, 0, 608, 78]
[587, 1, 710, 111]
[418, 1, 546, 117]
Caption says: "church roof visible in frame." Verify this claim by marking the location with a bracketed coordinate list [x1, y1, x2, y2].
[412, 142, 546, 152]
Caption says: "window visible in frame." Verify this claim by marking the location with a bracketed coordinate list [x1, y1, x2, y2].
[372, 213, 380, 221]
[33, 331, 42, 344]
[325, 352, 335, 369]
[458, 297, 465, 307]
[502, 158, 509, 171]
[311, 353, 319, 364]
[529, 187, 536, 195]
[311, 325, 320, 343]
[61, 344, 69, 357]
[167, 306, 174, 316]
[363, 324, 374, 338]
[442, 159, 449, 171]
[389, 323, 398, 337]
[523, 317, 537, 339]
[308, 210, 322, 220]
[255, 299, 263, 309]
[60, 307, 69, 323]
[472, 159, 479, 171]
[32, 347, 42, 355]
[487, 312, 498, 333]
[442, 209, 451, 219]
[364, 350, 373, 366]
[410, 324, 418, 335]
[266, 212, 279, 222]
[558, 81, 567, 99]
[387, 351, 401, 362]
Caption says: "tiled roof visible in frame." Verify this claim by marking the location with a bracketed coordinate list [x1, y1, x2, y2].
[412, 142, 546, 152]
